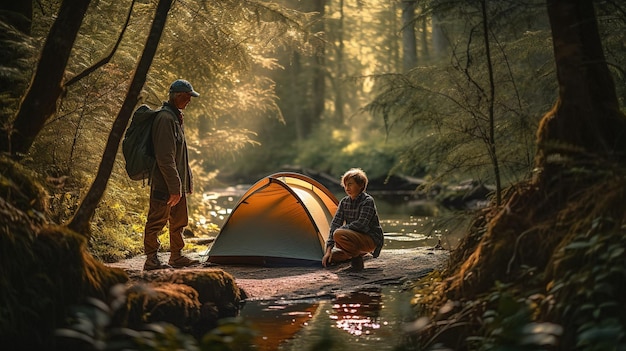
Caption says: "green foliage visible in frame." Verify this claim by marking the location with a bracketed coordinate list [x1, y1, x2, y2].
[201, 317, 257, 350]
[57, 289, 257, 351]
[406, 160, 626, 350]
[0, 155, 49, 214]
[0, 182, 45, 346]
[296, 124, 405, 180]
[89, 197, 144, 263]
[548, 217, 626, 350]
[86, 181, 219, 262]
[407, 275, 565, 350]
[366, 3, 555, 189]
[468, 282, 562, 350]
[0, 19, 35, 128]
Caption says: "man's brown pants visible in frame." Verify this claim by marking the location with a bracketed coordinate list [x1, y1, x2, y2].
[144, 195, 187, 257]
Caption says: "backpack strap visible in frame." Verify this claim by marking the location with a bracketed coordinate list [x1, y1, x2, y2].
[159, 104, 180, 124]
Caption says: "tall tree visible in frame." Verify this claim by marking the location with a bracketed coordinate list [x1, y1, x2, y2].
[68, 0, 173, 235]
[330, 0, 346, 123]
[536, 0, 626, 167]
[479, 0, 502, 205]
[401, 0, 418, 71]
[310, 0, 326, 132]
[431, 12, 449, 59]
[0, 0, 91, 158]
[284, 0, 326, 141]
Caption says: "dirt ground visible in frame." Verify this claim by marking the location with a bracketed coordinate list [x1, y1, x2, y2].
[106, 247, 449, 301]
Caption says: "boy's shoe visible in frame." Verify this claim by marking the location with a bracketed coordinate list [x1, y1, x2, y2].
[169, 255, 200, 268]
[143, 256, 172, 271]
[329, 249, 351, 265]
[350, 255, 364, 272]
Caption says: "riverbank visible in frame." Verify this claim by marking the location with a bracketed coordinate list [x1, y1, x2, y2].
[106, 247, 448, 301]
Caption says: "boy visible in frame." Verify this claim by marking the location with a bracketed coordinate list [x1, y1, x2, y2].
[322, 168, 384, 271]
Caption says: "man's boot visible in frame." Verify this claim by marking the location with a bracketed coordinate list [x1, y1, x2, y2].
[169, 252, 200, 268]
[144, 254, 172, 271]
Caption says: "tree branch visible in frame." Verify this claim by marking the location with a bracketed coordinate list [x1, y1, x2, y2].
[64, 0, 137, 87]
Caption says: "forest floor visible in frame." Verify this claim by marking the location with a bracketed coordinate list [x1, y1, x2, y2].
[106, 247, 449, 301]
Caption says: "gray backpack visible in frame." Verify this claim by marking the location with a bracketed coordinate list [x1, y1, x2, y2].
[122, 105, 174, 181]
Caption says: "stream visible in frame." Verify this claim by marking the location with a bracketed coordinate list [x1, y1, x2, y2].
[199, 186, 466, 350]
[240, 286, 416, 350]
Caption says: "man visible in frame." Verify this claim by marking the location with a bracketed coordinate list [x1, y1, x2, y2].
[321, 168, 384, 271]
[143, 79, 200, 271]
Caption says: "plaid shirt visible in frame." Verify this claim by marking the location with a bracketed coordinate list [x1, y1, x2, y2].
[326, 192, 384, 257]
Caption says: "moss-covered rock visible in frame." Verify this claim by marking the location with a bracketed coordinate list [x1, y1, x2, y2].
[0, 192, 128, 348]
[120, 269, 245, 338]
[1, 156, 247, 349]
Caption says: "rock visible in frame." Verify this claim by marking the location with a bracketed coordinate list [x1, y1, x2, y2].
[117, 268, 245, 337]
[122, 282, 202, 332]
[440, 180, 493, 210]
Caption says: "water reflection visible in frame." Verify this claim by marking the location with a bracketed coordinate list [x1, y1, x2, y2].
[239, 299, 320, 351]
[240, 286, 415, 350]
[330, 288, 382, 336]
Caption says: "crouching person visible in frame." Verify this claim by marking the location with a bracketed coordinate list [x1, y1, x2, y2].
[322, 168, 384, 271]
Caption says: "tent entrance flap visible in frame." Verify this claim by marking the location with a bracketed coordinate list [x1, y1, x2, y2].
[206, 172, 339, 266]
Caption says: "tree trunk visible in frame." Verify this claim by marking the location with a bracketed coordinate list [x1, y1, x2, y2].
[333, 0, 345, 123]
[420, 18, 429, 61]
[432, 12, 448, 59]
[1, 0, 91, 157]
[67, 0, 173, 235]
[401, 0, 418, 72]
[310, 0, 326, 132]
[291, 52, 304, 142]
[480, 0, 502, 206]
[293, 0, 325, 140]
[536, 0, 626, 169]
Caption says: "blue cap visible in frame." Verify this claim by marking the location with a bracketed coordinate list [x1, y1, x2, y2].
[169, 79, 199, 97]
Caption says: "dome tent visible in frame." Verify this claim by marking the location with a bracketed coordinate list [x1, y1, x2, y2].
[206, 172, 339, 266]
